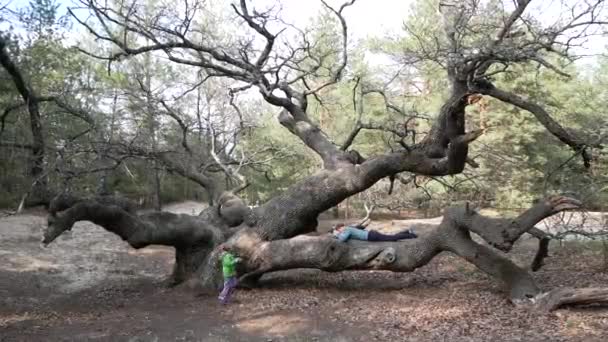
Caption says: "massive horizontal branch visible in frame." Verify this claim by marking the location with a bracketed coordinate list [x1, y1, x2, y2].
[42, 189, 606, 311]
[245, 233, 440, 274]
[43, 195, 234, 284]
[248, 126, 483, 240]
[44, 198, 208, 248]
[229, 195, 582, 302]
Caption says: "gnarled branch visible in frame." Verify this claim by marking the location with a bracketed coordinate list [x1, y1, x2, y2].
[228, 195, 581, 302]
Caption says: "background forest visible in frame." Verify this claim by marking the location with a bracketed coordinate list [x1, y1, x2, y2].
[1, 0, 606, 215]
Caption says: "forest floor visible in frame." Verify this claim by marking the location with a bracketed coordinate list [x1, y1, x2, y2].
[1, 202, 608, 341]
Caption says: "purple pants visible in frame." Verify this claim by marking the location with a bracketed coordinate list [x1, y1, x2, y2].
[218, 276, 238, 304]
[368, 229, 417, 241]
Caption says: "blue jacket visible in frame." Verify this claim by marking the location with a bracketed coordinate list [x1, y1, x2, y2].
[335, 226, 369, 242]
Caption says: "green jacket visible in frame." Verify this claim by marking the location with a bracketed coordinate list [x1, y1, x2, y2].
[221, 252, 240, 278]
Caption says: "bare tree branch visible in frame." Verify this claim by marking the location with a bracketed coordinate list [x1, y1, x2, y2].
[303, 0, 356, 95]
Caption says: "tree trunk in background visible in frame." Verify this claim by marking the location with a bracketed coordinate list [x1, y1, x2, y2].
[0, 37, 50, 206]
[96, 92, 120, 196]
[152, 162, 162, 210]
[331, 205, 339, 218]
[144, 57, 162, 211]
[28, 97, 46, 196]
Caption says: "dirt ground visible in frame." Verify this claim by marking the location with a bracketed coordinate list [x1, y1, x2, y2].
[1, 202, 608, 341]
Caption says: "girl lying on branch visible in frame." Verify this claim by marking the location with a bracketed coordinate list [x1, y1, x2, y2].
[332, 223, 417, 242]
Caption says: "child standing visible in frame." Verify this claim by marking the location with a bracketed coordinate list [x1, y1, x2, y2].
[218, 245, 241, 305]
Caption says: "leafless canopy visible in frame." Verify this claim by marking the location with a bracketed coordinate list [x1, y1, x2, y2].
[66, 0, 604, 181]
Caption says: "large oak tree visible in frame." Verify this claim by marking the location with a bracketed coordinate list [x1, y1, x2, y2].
[3, 0, 607, 311]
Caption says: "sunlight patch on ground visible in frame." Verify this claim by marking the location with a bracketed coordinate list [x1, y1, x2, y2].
[0, 312, 58, 328]
[162, 201, 207, 214]
[236, 312, 311, 336]
[0, 311, 100, 328]
[0, 312, 37, 327]
[127, 247, 173, 256]
[0, 253, 59, 273]
[1, 213, 173, 294]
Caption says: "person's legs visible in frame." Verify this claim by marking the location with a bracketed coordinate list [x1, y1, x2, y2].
[218, 277, 235, 303]
[368, 230, 397, 241]
[218, 277, 238, 304]
[395, 229, 417, 239]
[218, 279, 229, 302]
[368, 229, 417, 241]
[226, 278, 237, 301]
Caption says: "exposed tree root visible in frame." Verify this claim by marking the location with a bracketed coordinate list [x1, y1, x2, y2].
[528, 288, 608, 312]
